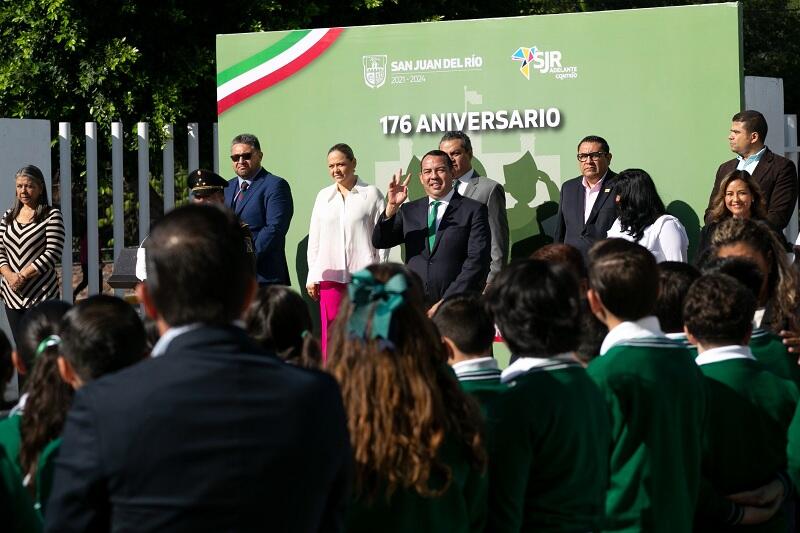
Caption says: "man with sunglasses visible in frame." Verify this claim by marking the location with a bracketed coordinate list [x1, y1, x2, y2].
[555, 135, 618, 259]
[224, 133, 293, 286]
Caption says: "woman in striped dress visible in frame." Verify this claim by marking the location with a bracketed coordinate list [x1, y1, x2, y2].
[0, 166, 65, 342]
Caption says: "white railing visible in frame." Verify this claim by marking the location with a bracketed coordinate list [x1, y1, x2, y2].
[57, 121, 218, 300]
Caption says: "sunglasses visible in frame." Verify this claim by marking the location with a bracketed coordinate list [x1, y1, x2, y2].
[230, 152, 253, 162]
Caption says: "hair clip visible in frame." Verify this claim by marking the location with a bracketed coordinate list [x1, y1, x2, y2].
[35, 335, 61, 357]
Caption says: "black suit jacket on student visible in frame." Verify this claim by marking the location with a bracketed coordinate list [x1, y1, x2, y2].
[44, 325, 351, 533]
[704, 147, 798, 230]
[554, 171, 619, 259]
[372, 192, 491, 305]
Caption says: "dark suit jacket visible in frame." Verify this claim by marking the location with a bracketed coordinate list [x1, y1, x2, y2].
[704, 148, 798, 230]
[225, 168, 294, 285]
[372, 192, 491, 305]
[555, 171, 619, 259]
[45, 326, 351, 533]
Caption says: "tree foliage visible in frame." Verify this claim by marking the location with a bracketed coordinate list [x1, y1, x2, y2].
[1, 0, 798, 250]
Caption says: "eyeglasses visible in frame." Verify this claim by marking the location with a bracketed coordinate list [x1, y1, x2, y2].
[230, 152, 253, 162]
[576, 151, 607, 162]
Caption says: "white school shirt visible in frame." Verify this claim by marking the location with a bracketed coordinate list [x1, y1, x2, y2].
[606, 214, 689, 263]
[306, 178, 388, 285]
[600, 315, 665, 356]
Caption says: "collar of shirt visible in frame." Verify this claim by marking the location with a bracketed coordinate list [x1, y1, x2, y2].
[695, 344, 755, 366]
[736, 146, 767, 172]
[736, 146, 767, 164]
[150, 323, 204, 358]
[237, 176, 254, 189]
[8, 392, 28, 417]
[324, 177, 366, 202]
[429, 187, 455, 207]
[500, 352, 579, 382]
[452, 356, 497, 377]
[600, 315, 664, 356]
[456, 168, 476, 193]
[581, 171, 607, 192]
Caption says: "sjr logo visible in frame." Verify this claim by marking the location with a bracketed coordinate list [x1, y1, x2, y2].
[511, 47, 563, 79]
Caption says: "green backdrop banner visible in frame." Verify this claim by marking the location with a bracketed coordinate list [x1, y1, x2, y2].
[217, 3, 742, 288]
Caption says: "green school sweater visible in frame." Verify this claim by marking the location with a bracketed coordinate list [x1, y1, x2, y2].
[345, 437, 487, 533]
[487, 359, 610, 533]
[0, 414, 22, 472]
[456, 358, 506, 413]
[749, 328, 800, 390]
[787, 403, 800, 489]
[695, 353, 798, 532]
[0, 444, 41, 533]
[588, 338, 705, 533]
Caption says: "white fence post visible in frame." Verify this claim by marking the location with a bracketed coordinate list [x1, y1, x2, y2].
[163, 124, 175, 212]
[138, 123, 150, 244]
[85, 123, 100, 295]
[188, 123, 199, 174]
[785, 114, 799, 247]
[59, 123, 73, 303]
[111, 122, 125, 297]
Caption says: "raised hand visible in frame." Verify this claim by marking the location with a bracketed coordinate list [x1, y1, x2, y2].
[385, 169, 412, 218]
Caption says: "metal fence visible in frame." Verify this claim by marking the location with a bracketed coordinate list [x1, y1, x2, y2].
[59, 122, 219, 301]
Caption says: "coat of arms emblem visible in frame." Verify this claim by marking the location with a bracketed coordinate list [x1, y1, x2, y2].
[362, 55, 387, 89]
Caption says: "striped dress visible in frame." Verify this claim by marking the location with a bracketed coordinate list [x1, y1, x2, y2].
[0, 208, 64, 309]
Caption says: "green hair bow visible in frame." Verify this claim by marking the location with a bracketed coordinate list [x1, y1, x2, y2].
[347, 269, 407, 341]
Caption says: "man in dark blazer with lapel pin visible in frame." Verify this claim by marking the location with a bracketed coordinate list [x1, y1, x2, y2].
[45, 205, 351, 533]
[372, 149, 491, 315]
[704, 110, 797, 231]
[225, 133, 293, 286]
[555, 135, 618, 259]
[440, 131, 509, 288]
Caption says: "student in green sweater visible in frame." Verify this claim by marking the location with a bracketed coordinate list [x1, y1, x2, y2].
[327, 264, 487, 533]
[0, 301, 72, 479]
[432, 294, 504, 408]
[484, 259, 610, 532]
[585, 238, 705, 532]
[700, 255, 800, 389]
[684, 273, 797, 530]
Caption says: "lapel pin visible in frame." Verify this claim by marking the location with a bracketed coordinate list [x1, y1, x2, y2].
[604, 188, 611, 193]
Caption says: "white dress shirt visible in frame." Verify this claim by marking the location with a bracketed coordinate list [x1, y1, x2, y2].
[456, 169, 476, 195]
[582, 172, 608, 223]
[306, 178, 387, 285]
[606, 214, 688, 263]
[736, 146, 767, 174]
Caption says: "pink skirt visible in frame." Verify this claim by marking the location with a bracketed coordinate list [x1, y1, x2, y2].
[319, 281, 348, 364]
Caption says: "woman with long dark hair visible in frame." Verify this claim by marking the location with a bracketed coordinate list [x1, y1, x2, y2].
[326, 263, 487, 532]
[606, 168, 688, 262]
[0, 165, 65, 342]
[698, 170, 771, 256]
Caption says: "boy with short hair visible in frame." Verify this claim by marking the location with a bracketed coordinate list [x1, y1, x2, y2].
[432, 294, 503, 406]
[684, 273, 797, 530]
[485, 259, 609, 532]
[586, 239, 705, 532]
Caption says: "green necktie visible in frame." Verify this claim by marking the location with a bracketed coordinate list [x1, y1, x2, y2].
[427, 200, 441, 250]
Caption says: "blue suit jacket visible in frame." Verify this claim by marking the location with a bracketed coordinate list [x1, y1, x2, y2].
[225, 168, 293, 285]
[372, 191, 491, 305]
[45, 325, 351, 533]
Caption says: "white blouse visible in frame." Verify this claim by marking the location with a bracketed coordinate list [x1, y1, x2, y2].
[306, 178, 388, 285]
[606, 214, 688, 263]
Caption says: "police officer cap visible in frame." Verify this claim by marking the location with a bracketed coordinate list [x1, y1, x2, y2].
[188, 169, 228, 193]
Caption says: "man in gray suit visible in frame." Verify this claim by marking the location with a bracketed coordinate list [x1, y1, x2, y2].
[440, 131, 509, 286]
